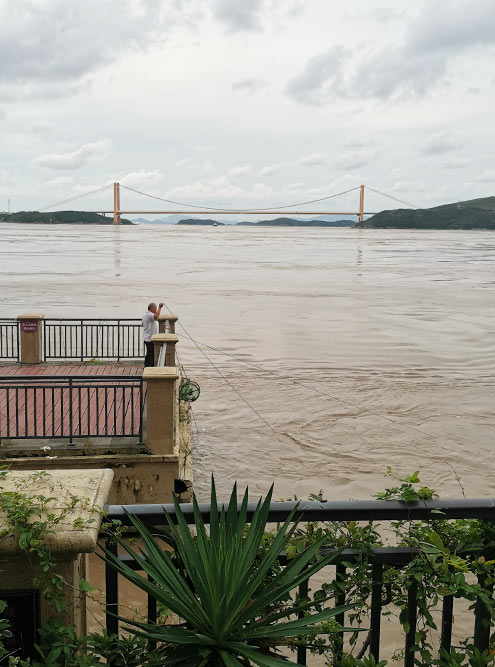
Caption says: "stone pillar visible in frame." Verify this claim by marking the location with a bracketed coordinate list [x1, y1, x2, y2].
[158, 313, 178, 334]
[0, 468, 113, 650]
[151, 333, 178, 366]
[17, 313, 44, 364]
[143, 367, 179, 455]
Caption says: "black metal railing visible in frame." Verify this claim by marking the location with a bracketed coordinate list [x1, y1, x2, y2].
[0, 319, 19, 360]
[104, 499, 495, 665]
[0, 375, 144, 444]
[43, 319, 143, 361]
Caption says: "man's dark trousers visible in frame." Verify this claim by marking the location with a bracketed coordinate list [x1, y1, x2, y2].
[144, 341, 154, 367]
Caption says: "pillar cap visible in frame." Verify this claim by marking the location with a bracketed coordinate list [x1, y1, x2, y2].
[151, 333, 178, 344]
[143, 367, 180, 381]
[157, 313, 178, 322]
[0, 469, 113, 554]
[17, 313, 45, 320]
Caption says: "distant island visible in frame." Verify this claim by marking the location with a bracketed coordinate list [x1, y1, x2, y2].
[235, 217, 355, 227]
[358, 196, 495, 229]
[178, 217, 355, 227]
[0, 211, 133, 225]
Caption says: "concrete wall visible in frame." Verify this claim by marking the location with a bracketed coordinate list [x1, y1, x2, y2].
[2, 453, 191, 504]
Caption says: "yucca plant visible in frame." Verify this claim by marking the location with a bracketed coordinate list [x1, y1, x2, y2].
[103, 480, 355, 666]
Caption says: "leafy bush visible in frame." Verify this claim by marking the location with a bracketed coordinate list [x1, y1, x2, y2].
[103, 479, 355, 666]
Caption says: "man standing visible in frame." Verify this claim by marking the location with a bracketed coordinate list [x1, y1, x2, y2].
[142, 302, 163, 367]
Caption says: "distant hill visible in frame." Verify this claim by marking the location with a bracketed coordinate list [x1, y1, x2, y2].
[236, 218, 355, 227]
[358, 196, 495, 229]
[132, 214, 185, 224]
[176, 217, 356, 227]
[0, 211, 133, 225]
[134, 213, 358, 225]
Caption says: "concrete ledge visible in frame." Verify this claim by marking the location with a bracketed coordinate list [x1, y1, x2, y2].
[143, 366, 179, 380]
[16, 313, 45, 321]
[151, 334, 178, 344]
[0, 468, 113, 554]
[2, 454, 183, 504]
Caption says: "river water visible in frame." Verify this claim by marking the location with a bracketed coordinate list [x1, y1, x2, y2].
[1, 223, 494, 502]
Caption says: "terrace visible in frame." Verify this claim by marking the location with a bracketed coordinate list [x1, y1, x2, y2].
[0, 313, 191, 505]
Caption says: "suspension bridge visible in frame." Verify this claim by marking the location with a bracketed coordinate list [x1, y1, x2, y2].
[36, 183, 418, 224]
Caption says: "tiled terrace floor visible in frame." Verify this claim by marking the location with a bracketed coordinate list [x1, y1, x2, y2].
[0, 361, 144, 448]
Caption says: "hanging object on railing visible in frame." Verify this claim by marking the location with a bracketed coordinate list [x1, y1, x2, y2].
[179, 378, 200, 402]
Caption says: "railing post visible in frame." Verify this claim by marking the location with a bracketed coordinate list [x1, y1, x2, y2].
[158, 313, 178, 334]
[68, 378, 74, 445]
[151, 333, 178, 366]
[80, 320, 84, 361]
[143, 367, 179, 454]
[17, 313, 45, 364]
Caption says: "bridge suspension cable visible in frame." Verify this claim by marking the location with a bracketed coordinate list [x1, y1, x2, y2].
[366, 186, 421, 210]
[37, 184, 113, 212]
[120, 183, 361, 213]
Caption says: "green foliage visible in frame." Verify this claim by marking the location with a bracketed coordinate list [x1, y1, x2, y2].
[0, 470, 98, 612]
[103, 478, 355, 667]
[357, 197, 495, 230]
[0, 212, 133, 225]
[2, 469, 495, 666]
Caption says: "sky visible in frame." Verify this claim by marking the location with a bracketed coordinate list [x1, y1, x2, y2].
[1, 0, 495, 218]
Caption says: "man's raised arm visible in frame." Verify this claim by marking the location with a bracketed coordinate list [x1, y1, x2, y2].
[154, 303, 164, 320]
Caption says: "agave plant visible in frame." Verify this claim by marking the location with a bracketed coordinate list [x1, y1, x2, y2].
[103, 481, 355, 666]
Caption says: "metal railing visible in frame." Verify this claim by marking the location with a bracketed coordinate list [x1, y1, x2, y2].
[43, 319, 143, 361]
[0, 375, 144, 444]
[0, 319, 19, 360]
[104, 499, 495, 665]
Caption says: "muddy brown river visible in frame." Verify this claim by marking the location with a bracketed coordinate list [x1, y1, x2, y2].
[1, 223, 494, 501]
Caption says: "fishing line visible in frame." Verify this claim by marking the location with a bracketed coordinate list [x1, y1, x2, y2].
[161, 303, 276, 433]
[174, 330, 445, 443]
[176, 347, 201, 443]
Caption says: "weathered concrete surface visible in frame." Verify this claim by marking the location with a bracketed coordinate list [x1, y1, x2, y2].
[1, 453, 188, 504]
[0, 468, 113, 634]
[0, 468, 113, 553]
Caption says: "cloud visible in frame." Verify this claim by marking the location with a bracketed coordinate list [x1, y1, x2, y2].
[476, 170, 495, 183]
[420, 133, 459, 155]
[120, 169, 162, 187]
[286, 46, 348, 104]
[213, 0, 263, 31]
[175, 158, 189, 168]
[287, 0, 495, 103]
[333, 151, 374, 170]
[166, 175, 245, 203]
[258, 162, 283, 177]
[185, 143, 218, 152]
[45, 176, 74, 187]
[34, 138, 112, 170]
[229, 165, 252, 178]
[343, 139, 371, 149]
[301, 153, 325, 166]
[391, 180, 425, 193]
[231, 78, 266, 94]
[0, 0, 169, 99]
[31, 122, 53, 134]
[284, 182, 304, 192]
[444, 157, 471, 169]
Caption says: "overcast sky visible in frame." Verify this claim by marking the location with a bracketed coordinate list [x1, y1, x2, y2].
[1, 0, 495, 217]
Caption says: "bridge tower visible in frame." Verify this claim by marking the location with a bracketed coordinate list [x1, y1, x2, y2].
[359, 184, 365, 222]
[113, 182, 121, 224]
